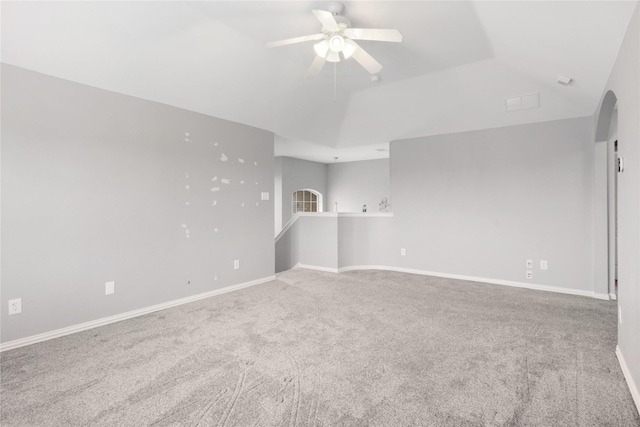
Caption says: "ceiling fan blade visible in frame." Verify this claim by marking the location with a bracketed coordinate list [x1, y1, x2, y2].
[305, 55, 326, 78]
[343, 28, 403, 43]
[348, 40, 383, 74]
[312, 9, 339, 32]
[266, 33, 325, 48]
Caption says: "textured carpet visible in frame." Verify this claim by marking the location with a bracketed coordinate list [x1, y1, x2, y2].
[1, 268, 638, 426]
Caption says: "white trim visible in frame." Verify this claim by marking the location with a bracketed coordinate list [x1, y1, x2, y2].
[297, 264, 606, 299]
[593, 292, 611, 300]
[294, 212, 394, 218]
[276, 212, 394, 241]
[336, 212, 394, 218]
[275, 212, 340, 241]
[294, 263, 339, 273]
[609, 292, 617, 300]
[275, 214, 300, 242]
[297, 212, 338, 218]
[616, 345, 640, 414]
[0, 275, 276, 352]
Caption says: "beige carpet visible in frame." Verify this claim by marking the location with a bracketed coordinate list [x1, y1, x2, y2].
[1, 268, 639, 426]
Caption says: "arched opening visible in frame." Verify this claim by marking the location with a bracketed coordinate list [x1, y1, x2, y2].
[292, 189, 323, 214]
[595, 91, 618, 142]
[594, 90, 619, 300]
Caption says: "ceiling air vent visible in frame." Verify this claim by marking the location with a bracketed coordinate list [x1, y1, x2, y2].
[505, 93, 539, 112]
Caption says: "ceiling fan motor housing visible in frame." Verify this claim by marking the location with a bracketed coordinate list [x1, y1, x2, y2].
[328, 2, 345, 15]
[333, 15, 351, 29]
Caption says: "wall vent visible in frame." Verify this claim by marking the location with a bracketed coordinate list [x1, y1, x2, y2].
[505, 93, 540, 112]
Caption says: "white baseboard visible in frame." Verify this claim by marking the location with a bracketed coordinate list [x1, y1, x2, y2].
[295, 263, 339, 273]
[333, 264, 604, 299]
[0, 275, 276, 352]
[593, 292, 611, 300]
[616, 345, 640, 414]
[609, 292, 617, 300]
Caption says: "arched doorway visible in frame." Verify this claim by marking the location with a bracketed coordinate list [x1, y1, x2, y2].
[594, 90, 619, 300]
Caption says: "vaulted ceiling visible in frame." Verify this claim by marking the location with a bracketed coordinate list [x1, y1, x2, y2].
[2, 1, 637, 162]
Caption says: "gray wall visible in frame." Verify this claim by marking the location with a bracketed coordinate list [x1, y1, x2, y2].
[274, 157, 283, 235]
[596, 3, 640, 402]
[327, 159, 390, 213]
[298, 216, 338, 270]
[1, 65, 275, 343]
[277, 117, 598, 298]
[337, 217, 395, 268]
[275, 220, 299, 273]
[594, 138, 608, 296]
[275, 157, 391, 234]
[277, 156, 327, 232]
[275, 214, 393, 272]
[390, 117, 595, 291]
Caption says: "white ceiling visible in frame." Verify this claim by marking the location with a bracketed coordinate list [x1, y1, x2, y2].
[2, 1, 637, 163]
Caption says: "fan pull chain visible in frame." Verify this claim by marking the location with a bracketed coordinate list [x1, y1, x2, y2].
[334, 62, 337, 102]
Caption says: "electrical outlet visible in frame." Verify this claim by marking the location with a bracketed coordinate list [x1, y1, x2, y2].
[540, 260, 548, 270]
[8, 298, 22, 315]
[234, 260, 240, 270]
[526, 259, 533, 268]
[400, 248, 406, 256]
[261, 192, 270, 201]
[105, 281, 115, 295]
[526, 270, 533, 279]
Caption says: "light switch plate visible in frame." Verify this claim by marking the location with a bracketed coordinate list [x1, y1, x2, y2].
[105, 281, 115, 295]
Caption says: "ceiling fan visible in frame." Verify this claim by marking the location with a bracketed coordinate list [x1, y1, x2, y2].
[266, 2, 402, 77]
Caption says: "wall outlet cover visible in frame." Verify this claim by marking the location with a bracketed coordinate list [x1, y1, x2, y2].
[526, 259, 533, 268]
[400, 248, 406, 256]
[540, 260, 548, 270]
[8, 298, 22, 315]
[526, 270, 533, 279]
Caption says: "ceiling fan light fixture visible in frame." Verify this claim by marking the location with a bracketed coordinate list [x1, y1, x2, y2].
[326, 50, 341, 63]
[329, 34, 345, 53]
[342, 38, 357, 59]
[314, 40, 329, 58]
